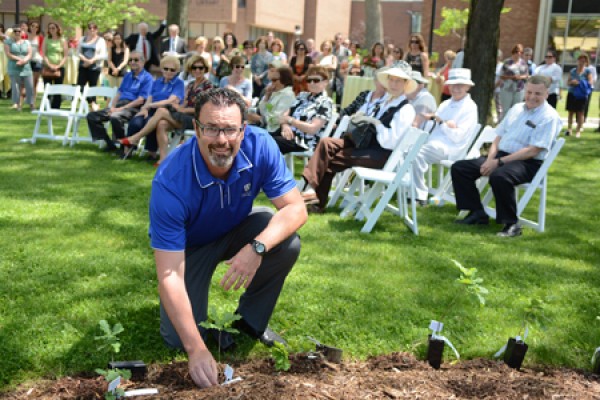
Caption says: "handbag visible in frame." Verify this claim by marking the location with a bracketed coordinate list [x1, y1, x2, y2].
[344, 119, 378, 149]
[572, 78, 592, 100]
[42, 66, 61, 79]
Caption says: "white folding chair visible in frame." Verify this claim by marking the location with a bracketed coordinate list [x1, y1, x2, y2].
[69, 86, 118, 147]
[478, 137, 565, 232]
[167, 129, 196, 156]
[23, 83, 80, 145]
[427, 123, 481, 204]
[285, 112, 339, 176]
[339, 128, 429, 234]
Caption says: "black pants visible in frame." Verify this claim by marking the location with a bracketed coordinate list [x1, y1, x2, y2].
[547, 93, 558, 109]
[127, 109, 158, 152]
[451, 152, 542, 224]
[77, 66, 101, 103]
[86, 100, 139, 148]
[42, 67, 65, 109]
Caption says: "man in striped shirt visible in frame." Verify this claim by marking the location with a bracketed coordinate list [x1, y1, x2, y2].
[451, 75, 562, 237]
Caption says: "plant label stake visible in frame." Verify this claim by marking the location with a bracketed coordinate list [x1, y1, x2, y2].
[427, 320, 460, 369]
[307, 336, 343, 363]
[108, 376, 120, 395]
[221, 364, 242, 386]
[592, 347, 600, 374]
[494, 328, 529, 370]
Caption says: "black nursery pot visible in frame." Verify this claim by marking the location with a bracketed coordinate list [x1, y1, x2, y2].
[503, 338, 528, 370]
[108, 360, 147, 381]
[593, 350, 600, 374]
[427, 334, 445, 369]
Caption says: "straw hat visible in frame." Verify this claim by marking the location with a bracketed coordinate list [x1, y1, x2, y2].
[410, 71, 428, 85]
[444, 68, 475, 86]
[377, 63, 417, 94]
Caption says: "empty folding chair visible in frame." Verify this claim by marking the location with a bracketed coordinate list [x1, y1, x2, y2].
[69, 86, 118, 147]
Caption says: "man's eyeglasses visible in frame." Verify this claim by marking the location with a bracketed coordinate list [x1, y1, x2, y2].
[233, 64, 245, 69]
[306, 77, 323, 84]
[545, 55, 554, 58]
[191, 65, 205, 71]
[163, 67, 177, 72]
[129, 58, 141, 63]
[196, 122, 243, 138]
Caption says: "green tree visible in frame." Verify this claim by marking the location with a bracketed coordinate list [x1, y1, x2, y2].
[26, 0, 158, 36]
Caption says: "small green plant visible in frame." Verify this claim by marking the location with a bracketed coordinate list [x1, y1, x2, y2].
[521, 297, 546, 335]
[271, 342, 291, 372]
[95, 368, 132, 400]
[198, 305, 242, 362]
[451, 259, 489, 307]
[94, 320, 124, 360]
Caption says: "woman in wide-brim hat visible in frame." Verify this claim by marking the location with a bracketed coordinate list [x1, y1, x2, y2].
[300, 64, 417, 212]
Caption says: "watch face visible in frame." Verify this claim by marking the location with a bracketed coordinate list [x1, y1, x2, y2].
[253, 240, 266, 254]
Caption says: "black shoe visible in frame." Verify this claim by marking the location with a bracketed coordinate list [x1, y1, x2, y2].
[209, 329, 236, 352]
[595, 127, 600, 133]
[408, 198, 428, 207]
[497, 223, 522, 237]
[455, 210, 489, 225]
[259, 326, 288, 348]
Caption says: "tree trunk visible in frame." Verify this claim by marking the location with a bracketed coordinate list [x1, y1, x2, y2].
[167, 0, 189, 40]
[464, 0, 505, 125]
[365, 0, 383, 48]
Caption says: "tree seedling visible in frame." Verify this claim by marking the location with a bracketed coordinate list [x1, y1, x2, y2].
[94, 320, 133, 399]
[427, 259, 488, 369]
[198, 305, 242, 363]
[271, 342, 291, 372]
[95, 368, 132, 400]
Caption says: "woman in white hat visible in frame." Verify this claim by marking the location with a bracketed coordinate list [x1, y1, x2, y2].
[301, 65, 416, 212]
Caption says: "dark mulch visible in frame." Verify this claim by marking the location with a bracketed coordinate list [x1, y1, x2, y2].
[4, 353, 600, 399]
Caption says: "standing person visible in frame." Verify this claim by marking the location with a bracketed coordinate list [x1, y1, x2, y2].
[41, 22, 68, 109]
[250, 36, 273, 97]
[4, 25, 34, 111]
[219, 55, 252, 106]
[289, 40, 312, 95]
[332, 32, 350, 60]
[86, 52, 153, 152]
[27, 21, 44, 106]
[317, 40, 337, 94]
[533, 50, 562, 109]
[191, 36, 212, 69]
[388, 45, 404, 67]
[362, 42, 385, 77]
[405, 33, 430, 79]
[301, 66, 417, 212]
[565, 53, 593, 138]
[436, 50, 456, 102]
[209, 36, 224, 86]
[270, 38, 287, 65]
[77, 22, 107, 111]
[451, 76, 561, 237]
[150, 87, 306, 388]
[411, 68, 478, 205]
[493, 50, 504, 122]
[216, 32, 240, 81]
[523, 48, 536, 76]
[160, 24, 187, 61]
[241, 40, 254, 65]
[498, 44, 528, 122]
[107, 32, 129, 88]
[125, 20, 167, 72]
[347, 41, 362, 67]
[306, 38, 319, 61]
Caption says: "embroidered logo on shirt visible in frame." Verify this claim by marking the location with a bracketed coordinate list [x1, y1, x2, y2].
[242, 183, 252, 197]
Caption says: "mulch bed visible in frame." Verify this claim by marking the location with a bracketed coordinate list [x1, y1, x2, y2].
[4, 352, 600, 399]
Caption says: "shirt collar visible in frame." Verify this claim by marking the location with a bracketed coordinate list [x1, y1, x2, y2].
[191, 136, 253, 188]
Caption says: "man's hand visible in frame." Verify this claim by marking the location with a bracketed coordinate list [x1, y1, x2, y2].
[480, 158, 499, 177]
[109, 106, 122, 114]
[220, 244, 261, 291]
[188, 349, 218, 388]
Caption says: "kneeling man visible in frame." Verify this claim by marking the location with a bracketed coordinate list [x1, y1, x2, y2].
[451, 76, 562, 237]
[149, 88, 307, 387]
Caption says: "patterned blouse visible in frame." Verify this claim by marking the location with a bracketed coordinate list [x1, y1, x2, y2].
[501, 58, 529, 92]
[184, 79, 213, 107]
[289, 91, 334, 150]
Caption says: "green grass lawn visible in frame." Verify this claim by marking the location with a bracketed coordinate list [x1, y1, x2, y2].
[0, 97, 599, 391]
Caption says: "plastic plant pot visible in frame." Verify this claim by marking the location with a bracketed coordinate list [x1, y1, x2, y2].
[503, 338, 528, 370]
[593, 348, 600, 374]
[427, 334, 445, 370]
[108, 360, 147, 381]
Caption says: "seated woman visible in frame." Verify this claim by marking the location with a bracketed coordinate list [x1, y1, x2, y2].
[301, 66, 417, 212]
[119, 55, 185, 160]
[247, 65, 296, 134]
[219, 54, 252, 105]
[272, 66, 334, 154]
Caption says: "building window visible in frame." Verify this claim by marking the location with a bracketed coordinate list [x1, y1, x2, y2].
[410, 12, 422, 34]
[549, 14, 600, 67]
[238, 0, 246, 7]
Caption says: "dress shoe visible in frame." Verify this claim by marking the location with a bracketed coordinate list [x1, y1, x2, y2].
[497, 223, 522, 237]
[209, 329, 236, 352]
[455, 210, 489, 225]
[307, 204, 325, 214]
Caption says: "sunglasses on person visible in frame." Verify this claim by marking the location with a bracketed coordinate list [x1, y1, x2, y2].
[191, 65, 206, 71]
[233, 64, 245, 69]
[306, 77, 324, 84]
[129, 58, 141, 63]
[163, 67, 177, 72]
[410, 40, 419, 44]
[13, 29, 21, 33]
[545, 55, 554, 58]
[296, 47, 306, 51]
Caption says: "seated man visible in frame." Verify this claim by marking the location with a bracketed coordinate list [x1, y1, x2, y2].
[86, 51, 153, 152]
[451, 75, 562, 237]
[301, 65, 417, 212]
[412, 68, 478, 205]
[150, 88, 307, 388]
[407, 70, 438, 128]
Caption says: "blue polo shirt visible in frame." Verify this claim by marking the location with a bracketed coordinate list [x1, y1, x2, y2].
[118, 69, 153, 102]
[150, 76, 185, 103]
[149, 125, 296, 251]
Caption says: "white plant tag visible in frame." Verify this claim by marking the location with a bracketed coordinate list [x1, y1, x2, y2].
[124, 388, 159, 397]
[221, 364, 243, 386]
[429, 320, 443, 334]
[108, 376, 121, 394]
